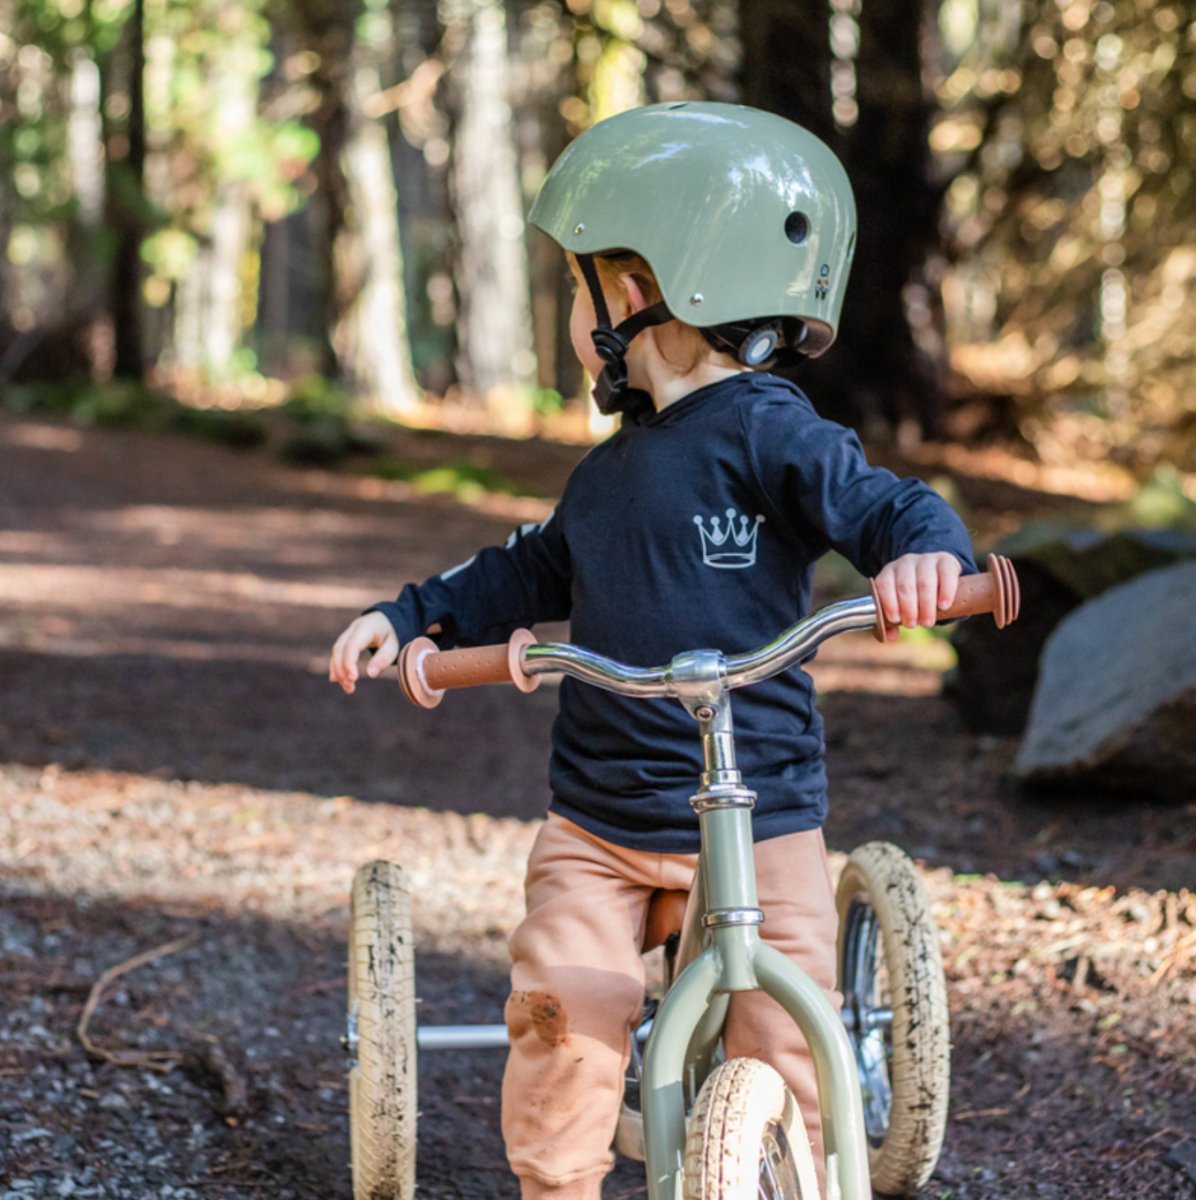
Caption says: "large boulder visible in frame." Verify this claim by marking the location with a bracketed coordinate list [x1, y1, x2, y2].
[1014, 561, 1196, 799]
[948, 526, 1196, 733]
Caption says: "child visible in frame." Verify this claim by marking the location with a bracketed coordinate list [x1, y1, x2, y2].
[329, 102, 976, 1200]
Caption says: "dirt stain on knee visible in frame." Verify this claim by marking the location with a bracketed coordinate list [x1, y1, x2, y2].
[509, 990, 569, 1048]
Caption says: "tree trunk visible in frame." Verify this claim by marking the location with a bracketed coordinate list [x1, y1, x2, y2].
[845, 0, 946, 438]
[0, 0, 17, 365]
[309, 20, 354, 381]
[738, 0, 947, 439]
[202, 22, 258, 374]
[341, 63, 422, 415]
[66, 47, 112, 379]
[447, 0, 536, 407]
[739, 0, 838, 150]
[110, 0, 146, 380]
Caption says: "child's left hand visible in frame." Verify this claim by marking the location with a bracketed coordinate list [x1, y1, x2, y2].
[872, 552, 963, 642]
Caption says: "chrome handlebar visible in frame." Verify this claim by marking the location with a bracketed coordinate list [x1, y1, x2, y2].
[520, 596, 878, 700]
[395, 556, 1019, 712]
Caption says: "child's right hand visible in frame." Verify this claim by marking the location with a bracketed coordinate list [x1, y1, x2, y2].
[329, 612, 400, 695]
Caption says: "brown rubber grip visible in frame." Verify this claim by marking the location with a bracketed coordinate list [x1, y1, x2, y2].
[869, 553, 1020, 643]
[397, 629, 540, 709]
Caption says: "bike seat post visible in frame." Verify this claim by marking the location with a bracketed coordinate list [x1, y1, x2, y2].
[665, 651, 764, 993]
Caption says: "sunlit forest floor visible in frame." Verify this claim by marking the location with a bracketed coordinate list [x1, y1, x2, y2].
[1, 410, 1193, 1199]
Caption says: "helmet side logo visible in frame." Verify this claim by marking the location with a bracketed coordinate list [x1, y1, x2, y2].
[815, 263, 831, 302]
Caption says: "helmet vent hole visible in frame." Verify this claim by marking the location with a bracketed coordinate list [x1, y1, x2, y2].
[785, 212, 810, 245]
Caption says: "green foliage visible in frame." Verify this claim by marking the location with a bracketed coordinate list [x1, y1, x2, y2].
[171, 406, 268, 448]
[813, 551, 868, 596]
[0, 378, 267, 447]
[278, 375, 371, 466]
[282, 374, 356, 422]
[531, 388, 566, 417]
[1112, 466, 1196, 531]
[364, 458, 526, 502]
[2, 379, 174, 429]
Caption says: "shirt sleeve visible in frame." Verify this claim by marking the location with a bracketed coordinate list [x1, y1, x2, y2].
[746, 395, 978, 578]
[366, 508, 572, 648]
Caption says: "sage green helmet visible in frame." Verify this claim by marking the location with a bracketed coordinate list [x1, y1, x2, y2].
[530, 101, 857, 356]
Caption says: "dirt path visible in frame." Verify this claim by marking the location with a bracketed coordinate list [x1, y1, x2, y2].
[0, 411, 1193, 1199]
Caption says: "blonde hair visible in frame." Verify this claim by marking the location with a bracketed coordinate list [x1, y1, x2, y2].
[586, 251, 715, 376]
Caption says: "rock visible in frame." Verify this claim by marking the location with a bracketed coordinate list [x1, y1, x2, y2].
[949, 526, 1196, 734]
[1015, 561, 1196, 798]
[1164, 1139, 1196, 1185]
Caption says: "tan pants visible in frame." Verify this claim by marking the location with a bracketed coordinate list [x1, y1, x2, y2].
[502, 814, 840, 1200]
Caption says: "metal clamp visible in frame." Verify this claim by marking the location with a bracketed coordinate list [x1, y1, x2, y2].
[690, 784, 757, 814]
[702, 906, 765, 930]
[665, 649, 727, 714]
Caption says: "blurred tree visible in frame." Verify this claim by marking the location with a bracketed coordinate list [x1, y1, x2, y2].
[740, 0, 948, 441]
[279, 0, 421, 411]
[936, 0, 1196, 473]
[442, 0, 537, 411]
[166, 0, 269, 377]
[0, 0, 135, 384]
[286, 0, 356, 382]
[1, 0, 1191, 468]
[341, 0, 422, 413]
[109, 0, 147, 379]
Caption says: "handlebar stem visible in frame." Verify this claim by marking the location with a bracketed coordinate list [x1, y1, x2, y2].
[664, 648, 728, 714]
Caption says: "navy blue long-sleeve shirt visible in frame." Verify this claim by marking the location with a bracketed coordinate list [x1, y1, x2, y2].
[371, 373, 976, 852]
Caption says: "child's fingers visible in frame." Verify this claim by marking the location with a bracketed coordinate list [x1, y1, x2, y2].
[894, 567, 919, 627]
[936, 555, 962, 612]
[329, 629, 352, 687]
[916, 556, 941, 626]
[365, 632, 400, 678]
[331, 625, 369, 693]
[872, 571, 900, 626]
[876, 566, 918, 627]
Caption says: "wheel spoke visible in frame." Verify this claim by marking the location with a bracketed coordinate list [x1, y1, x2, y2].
[841, 897, 895, 1145]
[758, 1124, 802, 1200]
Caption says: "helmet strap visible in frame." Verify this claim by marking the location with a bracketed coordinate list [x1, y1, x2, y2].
[576, 253, 673, 417]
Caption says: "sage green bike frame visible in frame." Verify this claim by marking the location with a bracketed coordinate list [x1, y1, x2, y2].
[631, 674, 871, 1200]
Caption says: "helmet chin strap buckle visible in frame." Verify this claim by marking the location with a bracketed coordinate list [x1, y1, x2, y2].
[591, 327, 631, 366]
[593, 366, 651, 417]
[591, 342, 654, 418]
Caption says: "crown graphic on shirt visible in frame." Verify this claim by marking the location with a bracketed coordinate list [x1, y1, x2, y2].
[693, 507, 765, 569]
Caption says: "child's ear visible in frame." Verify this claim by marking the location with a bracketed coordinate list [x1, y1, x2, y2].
[620, 273, 648, 315]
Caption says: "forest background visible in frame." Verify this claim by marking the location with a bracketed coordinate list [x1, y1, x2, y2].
[1, 0, 1194, 490]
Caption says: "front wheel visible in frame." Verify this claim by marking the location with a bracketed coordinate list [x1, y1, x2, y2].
[347, 860, 417, 1200]
[836, 842, 950, 1197]
[683, 1058, 820, 1200]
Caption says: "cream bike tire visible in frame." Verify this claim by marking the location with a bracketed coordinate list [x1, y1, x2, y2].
[347, 860, 417, 1200]
[683, 1058, 820, 1200]
[836, 842, 950, 1196]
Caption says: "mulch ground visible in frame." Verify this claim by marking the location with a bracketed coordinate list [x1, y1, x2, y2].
[0, 410, 1193, 1199]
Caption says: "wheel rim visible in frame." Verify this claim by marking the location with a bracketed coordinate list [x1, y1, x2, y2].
[758, 1120, 802, 1200]
[841, 896, 895, 1146]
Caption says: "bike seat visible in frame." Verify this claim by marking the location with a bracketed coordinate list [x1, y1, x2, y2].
[642, 889, 688, 953]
